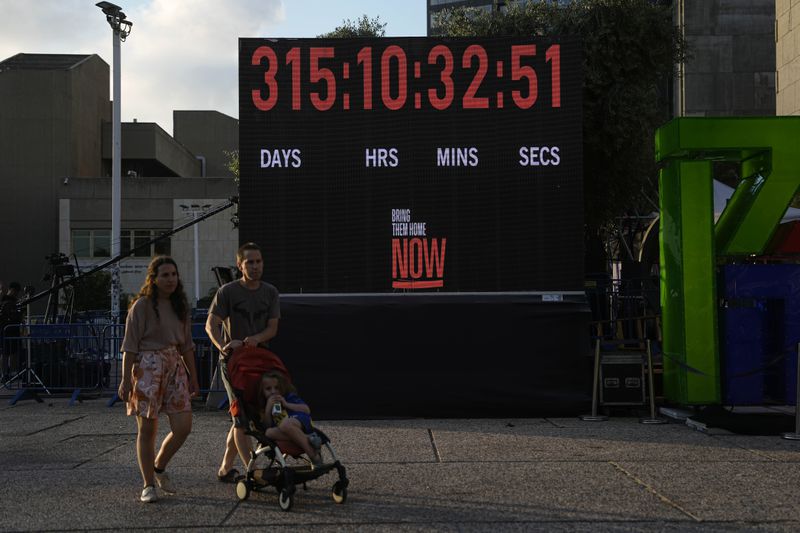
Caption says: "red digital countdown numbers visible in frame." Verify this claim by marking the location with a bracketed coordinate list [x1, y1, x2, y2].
[250, 43, 562, 112]
[239, 38, 583, 294]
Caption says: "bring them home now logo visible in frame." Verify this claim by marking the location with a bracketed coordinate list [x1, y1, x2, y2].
[390, 209, 446, 289]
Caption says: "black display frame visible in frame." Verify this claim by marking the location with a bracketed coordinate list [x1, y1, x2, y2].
[239, 37, 583, 294]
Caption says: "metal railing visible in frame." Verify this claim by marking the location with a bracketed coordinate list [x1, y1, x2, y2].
[585, 275, 661, 344]
[1, 322, 224, 405]
[1, 323, 106, 404]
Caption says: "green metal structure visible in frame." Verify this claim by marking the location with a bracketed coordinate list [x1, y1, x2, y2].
[655, 117, 800, 404]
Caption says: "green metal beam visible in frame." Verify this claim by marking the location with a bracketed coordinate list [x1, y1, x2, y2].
[655, 117, 800, 404]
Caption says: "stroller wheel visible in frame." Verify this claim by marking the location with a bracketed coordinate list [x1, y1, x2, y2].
[278, 489, 294, 511]
[331, 481, 348, 504]
[236, 480, 251, 501]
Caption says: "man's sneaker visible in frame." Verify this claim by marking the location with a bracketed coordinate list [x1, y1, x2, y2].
[140, 485, 158, 503]
[154, 471, 176, 494]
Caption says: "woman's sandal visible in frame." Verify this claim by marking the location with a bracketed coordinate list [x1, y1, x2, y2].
[217, 468, 239, 483]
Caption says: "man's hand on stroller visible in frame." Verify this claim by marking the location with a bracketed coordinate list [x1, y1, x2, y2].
[243, 335, 261, 347]
[222, 339, 244, 354]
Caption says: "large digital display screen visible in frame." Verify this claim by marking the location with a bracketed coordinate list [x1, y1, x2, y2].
[239, 37, 583, 292]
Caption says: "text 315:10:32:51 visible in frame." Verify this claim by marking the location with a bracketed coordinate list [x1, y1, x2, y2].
[250, 44, 562, 112]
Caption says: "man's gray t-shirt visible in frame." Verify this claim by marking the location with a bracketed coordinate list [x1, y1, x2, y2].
[208, 280, 280, 347]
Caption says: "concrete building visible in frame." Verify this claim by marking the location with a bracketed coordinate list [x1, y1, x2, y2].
[0, 53, 238, 313]
[777, 0, 800, 114]
[57, 178, 237, 308]
[675, 0, 776, 117]
[0, 54, 108, 308]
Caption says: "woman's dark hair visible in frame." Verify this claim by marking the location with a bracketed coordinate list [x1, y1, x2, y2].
[130, 256, 189, 321]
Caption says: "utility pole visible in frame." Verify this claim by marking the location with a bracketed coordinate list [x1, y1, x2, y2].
[96, 1, 132, 323]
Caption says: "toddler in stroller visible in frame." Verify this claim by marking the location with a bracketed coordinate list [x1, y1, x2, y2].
[225, 346, 348, 511]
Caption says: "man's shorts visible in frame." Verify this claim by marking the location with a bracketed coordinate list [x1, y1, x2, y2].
[126, 346, 191, 419]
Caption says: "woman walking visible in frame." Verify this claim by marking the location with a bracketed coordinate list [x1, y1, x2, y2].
[118, 256, 199, 502]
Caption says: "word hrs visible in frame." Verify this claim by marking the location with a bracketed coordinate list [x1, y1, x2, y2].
[366, 147, 478, 167]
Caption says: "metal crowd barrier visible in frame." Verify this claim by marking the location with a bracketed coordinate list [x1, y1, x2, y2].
[101, 324, 124, 407]
[1, 322, 224, 406]
[1, 323, 106, 405]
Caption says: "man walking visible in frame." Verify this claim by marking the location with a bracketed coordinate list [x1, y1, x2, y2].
[206, 243, 280, 481]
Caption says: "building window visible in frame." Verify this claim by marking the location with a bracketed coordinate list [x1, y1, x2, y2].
[124, 229, 171, 257]
[133, 230, 152, 257]
[93, 230, 110, 257]
[72, 230, 91, 257]
[72, 229, 170, 258]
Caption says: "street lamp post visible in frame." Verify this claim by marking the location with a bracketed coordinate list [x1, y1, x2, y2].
[180, 204, 212, 306]
[96, 2, 132, 323]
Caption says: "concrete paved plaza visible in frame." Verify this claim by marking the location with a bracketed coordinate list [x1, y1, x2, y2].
[1, 399, 800, 531]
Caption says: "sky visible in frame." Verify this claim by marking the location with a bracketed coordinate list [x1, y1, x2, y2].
[0, 0, 427, 133]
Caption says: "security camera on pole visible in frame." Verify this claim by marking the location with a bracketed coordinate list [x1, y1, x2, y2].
[96, 2, 132, 323]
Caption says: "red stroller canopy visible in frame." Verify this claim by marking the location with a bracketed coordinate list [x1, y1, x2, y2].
[227, 345, 291, 413]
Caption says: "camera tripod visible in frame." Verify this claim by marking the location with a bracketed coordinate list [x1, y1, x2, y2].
[43, 253, 76, 324]
[0, 253, 75, 394]
[0, 291, 51, 400]
[1, 253, 76, 396]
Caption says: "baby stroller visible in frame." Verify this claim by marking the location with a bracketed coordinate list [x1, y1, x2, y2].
[224, 346, 349, 511]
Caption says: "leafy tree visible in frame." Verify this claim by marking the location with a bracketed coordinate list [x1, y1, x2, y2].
[71, 271, 129, 312]
[224, 149, 240, 227]
[317, 15, 387, 38]
[435, 0, 686, 237]
[224, 149, 239, 184]
[72, 271, 111, 311]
